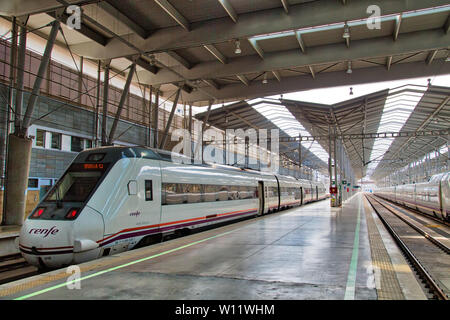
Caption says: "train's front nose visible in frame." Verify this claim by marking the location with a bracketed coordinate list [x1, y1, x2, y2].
[19, 205, 104, 269]
[19, 217, 74, 269]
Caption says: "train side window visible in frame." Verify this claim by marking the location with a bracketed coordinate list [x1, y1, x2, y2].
[127, 180, 138, 195]
[145, 180, 153, 201]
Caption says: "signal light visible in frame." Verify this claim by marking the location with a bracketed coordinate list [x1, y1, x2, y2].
[65, 208, 79, 220]
[32, 208, 45, 218]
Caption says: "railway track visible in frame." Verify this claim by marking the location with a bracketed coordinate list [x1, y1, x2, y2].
[366, 194, 450, 300]
[0, 253, 39, 285]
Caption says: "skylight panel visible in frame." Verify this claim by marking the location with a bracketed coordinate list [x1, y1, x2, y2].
[251, 102, 330, 164]
[366, 89, 425, 177]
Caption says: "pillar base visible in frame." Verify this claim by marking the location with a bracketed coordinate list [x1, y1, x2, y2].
[2, 134, 32, 226]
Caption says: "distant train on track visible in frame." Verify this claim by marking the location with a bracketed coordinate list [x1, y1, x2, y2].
[19, 147, 328, 269]
[374, 172, 450, 222]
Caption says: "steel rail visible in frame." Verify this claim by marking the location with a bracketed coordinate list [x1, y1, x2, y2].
[365, 195, 448, 300]
[369, 195, 450, 254]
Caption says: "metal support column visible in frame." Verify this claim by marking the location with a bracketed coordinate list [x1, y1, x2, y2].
[77, 56, 83, 104]
[20, 20, 60, 136]
[148, 85, 153, 147]
[101, 60, 110, 146]
[334, 128, 339, 206]
[14, 24, 27, 134]
[153, 88, 160, 148]
[189, 104, 193, 162]
[93, 60, 101, 147]
[298, 134, 302, 170]
[108, 63, 136, 145]
[195, 101, 212, 163]
[159, 88, 181, 149]
[1, 17, 17, 222]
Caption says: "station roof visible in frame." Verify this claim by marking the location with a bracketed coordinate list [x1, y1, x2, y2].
[196, 84, 450, 180]
[2, 0, 450, 105]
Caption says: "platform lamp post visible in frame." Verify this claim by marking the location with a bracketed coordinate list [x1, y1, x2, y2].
[2, 20, 60, 226]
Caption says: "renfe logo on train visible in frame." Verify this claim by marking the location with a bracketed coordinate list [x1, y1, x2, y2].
[28, 226, 59, 238]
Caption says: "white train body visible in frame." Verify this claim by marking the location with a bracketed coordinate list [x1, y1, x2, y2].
[19, 147, 328, 268]
[374, 172, 450, 221]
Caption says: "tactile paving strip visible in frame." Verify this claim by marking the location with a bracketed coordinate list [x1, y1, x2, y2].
[363, 197, 405, 300]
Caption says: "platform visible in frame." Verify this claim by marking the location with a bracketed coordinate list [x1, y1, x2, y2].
[0, 194, 426, 300]
[0, 225, 20, 258]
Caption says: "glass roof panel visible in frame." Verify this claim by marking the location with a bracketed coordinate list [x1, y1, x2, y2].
[365, 89, 425, 177]
[250, 101, 330, 164]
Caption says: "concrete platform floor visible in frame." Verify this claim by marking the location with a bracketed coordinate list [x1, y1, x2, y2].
[0, 193, 420, 300]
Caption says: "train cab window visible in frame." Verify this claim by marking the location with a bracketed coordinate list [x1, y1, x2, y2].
[145, 180, 153, 201]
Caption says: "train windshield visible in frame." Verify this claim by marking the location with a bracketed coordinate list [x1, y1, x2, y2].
[45, 163, 108, 203]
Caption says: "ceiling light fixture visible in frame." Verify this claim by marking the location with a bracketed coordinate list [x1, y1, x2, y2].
[234, 39, 242, 54]
[342, 22, 350, 39]
[346, 61, 352, 74]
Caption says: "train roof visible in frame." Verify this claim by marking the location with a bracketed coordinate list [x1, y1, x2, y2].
[75, 146, 324, 185]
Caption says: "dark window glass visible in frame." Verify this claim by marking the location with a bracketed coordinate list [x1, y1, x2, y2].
[36, 129, 45, 147]
[28, 178, 39, 188]
[45, 170, 103, 203]
[71, 136, 83, 152]
[51, 132, 61, 150]
[85, 140, 93, 149]
[161, 183, 257, 205]
[145, 180, 153, 201]
[204, 185, 218, 202]
[87, 153, 105, 162]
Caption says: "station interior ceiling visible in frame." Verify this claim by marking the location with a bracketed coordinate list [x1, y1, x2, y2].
[1, 0, 449, 182]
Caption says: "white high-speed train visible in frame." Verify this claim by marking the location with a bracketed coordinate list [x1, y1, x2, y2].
[374, 172, 450, 221]
[19, 147, 328, 269]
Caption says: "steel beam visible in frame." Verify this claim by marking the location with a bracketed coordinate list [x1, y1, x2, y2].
[159, 88, 181, 149]
[218, 0, 238, 23]
[154, 0, 190, 31]
[108, 63, 136, 144]
[101, 60, 111, 146]
[394, 14, 402, 41]
[177, 60, 450, 104]
[128, 56, 158, 74]
[203, 44, 227, 64]
[136, 29, 450, 87]
[237, 75, 249, 86]
[203, 79, 221, 90]
[272, 70, 281, 82]
[153, 88, 160, 148]
[47, 11, 108, 46]
[426, 50, 438, 65]
[20, 20, 60, 136]
[295, 32, 306, 53]
[167, 51, 193, 70]
[68, 0, 450, 59]
[98, 1, 149, 39]
[14, 25, 27, 134]
[281, 0, 290, 13]
[248, 39, 264, 59]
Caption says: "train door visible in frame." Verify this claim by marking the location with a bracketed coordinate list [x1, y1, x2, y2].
[438, 180, 444, 220]
[316, 186, 318, 201]
[274, 176, 281, 211]
[258, 181, 265, 216]
[300, 187, 303, 205]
